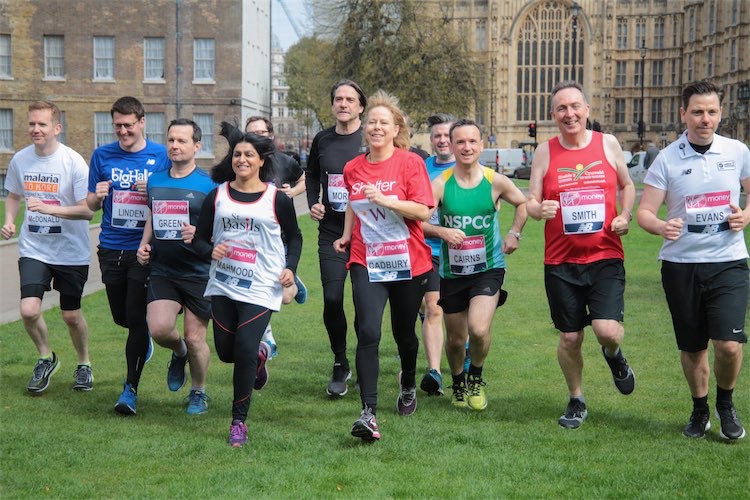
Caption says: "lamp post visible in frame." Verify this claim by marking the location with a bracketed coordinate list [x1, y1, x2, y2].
[638, 41, 647, 147]
[490, 57, 496, 145]
[571, 2, 581, 82]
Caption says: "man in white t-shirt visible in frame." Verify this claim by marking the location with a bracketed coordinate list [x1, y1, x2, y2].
[638, 80, 750, 441]
[2, 100, 94, 394]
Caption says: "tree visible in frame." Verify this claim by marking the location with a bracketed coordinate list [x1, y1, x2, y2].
[284, 36, 335, 130]
[287, 0, 478, 132]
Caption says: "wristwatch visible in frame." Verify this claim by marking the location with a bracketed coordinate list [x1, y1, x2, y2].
[508, 230, 522, 240]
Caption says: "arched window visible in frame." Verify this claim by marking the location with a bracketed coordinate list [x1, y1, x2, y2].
[516, 1, 584, 121]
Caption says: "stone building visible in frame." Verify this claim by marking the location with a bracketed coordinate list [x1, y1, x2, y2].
[0, 0, 272, 182]
[441, 0, 749, 151]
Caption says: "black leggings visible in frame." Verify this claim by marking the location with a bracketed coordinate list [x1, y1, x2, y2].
[318, 233, 354, 365]
[211, 295, 271, 422]
[350, 264, 427, 410]
[98, 248, 150, 390]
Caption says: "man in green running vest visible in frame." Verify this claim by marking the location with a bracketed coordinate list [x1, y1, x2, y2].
[424, 118, 527, 411]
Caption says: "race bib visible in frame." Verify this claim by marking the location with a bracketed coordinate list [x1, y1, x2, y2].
[685, 190, 731, 234]
[152, 200, 190, 240]
[447, 235, 487, 275]
[214, 245, 256, 290]
[112, 190, 149, 229]
[560, 189, 605, 234]
[27, 200, 62, 235]
[327, 174, 348, 212]
[365, 240, 412, 282]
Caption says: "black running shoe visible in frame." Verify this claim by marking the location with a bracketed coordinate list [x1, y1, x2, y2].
[351, 406, 381, 442]
[683, 408, 711, 438]
[601, 347, 635, 395]
[327, 362, 351, 397]
[559, 398, 588, 429]
[716, 403, 746, 440]
[72, 365, 93, 391]
[27, 353, 60, 394]
[397, 386, 417, 416]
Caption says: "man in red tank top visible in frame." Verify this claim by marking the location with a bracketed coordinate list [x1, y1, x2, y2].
[527, 81, 637, 430]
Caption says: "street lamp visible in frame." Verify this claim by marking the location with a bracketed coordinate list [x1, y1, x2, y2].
[571, 2, 581, 81]
[490, 57, 496, 145]
[638, 41, 647, 147]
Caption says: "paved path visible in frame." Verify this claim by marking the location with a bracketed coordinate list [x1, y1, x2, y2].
[0, 195, 310, 324]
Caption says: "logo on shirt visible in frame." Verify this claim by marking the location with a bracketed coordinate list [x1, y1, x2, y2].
[717, 161, 736, 171]
[111, 168, 152, 189]
[557, 160, 602, 180]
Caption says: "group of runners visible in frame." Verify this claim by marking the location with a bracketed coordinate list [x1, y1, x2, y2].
[4, 78, 747, 447]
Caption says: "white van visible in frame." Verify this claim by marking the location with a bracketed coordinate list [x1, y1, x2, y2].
[479, 148, 527, 177]
[627, 151, 648, 183]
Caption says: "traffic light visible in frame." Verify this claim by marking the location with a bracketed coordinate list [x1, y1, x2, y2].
[528, 122, 536, 138]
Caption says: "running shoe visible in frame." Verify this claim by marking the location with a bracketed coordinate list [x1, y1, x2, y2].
[261, 326, 278, 358]
[72, 364, 93, 391]
[26, 352, 60, 394]
[601, 346, 635, 395]
[559, 398, 588, 429]
[397, 386, 417, 416]
[114, 383, 137, 415]
[167, 352, 188, 392]
[466, 374, 487, 411]
[254, 342, 270, 390]
[451, 381, 468, 409]
[716, 403, 746, 440]
[186, 390, 209, 415]
[351, 406, 381, 442]
[327, 362, 352, 397]
[229, 420, 248, 448]
[419, 369, 444, 396]
[683, 408, 711, 438]
[294, 274, 307, 304]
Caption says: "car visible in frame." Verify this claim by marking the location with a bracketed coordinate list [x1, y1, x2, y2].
[627, 151, 648, 183]
[479, 148, 527, 177]
[515, 164, 531, 180]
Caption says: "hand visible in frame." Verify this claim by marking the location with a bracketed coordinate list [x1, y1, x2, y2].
[136, 243, 151, 265]
[540, 199, 560, 220]
[212, 242, 229, 261]
[278, 183, 295, 198]
[610, 214, 630, 236]
[25, 197, 49, 215]
[310, 203, 325, 221]
[181, 222, 196, 244]
[333, 236, 350, 254]
[443, 228, 466, 248]
[279, 268, 294, 287]
[502, 234, 519, 255]
[134, 180, 147, 193]
[364, 183, 388, 207]
[0, 223, 15, 240]
[662, 217, 684, 241]
[727, 204, 748, 232]
[95, 180, 112, 201]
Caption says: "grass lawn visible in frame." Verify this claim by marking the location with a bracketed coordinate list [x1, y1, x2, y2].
[0, 201, 748, 498]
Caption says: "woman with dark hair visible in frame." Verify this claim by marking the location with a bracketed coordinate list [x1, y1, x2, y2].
[334, 90, 434, 442]
[190, 132, 303, 447]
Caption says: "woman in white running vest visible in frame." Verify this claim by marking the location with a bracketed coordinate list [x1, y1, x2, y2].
[190, 132, 303, 448]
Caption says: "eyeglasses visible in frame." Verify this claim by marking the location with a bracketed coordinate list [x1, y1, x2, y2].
[248, 129, 269, 136]
[112, 120, 140, 131]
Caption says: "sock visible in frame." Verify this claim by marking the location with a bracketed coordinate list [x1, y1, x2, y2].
[692, 394, 709, 412]
[191, 386, 206, 394]
[452, 372, 466, 387]
[77, 362, 91, 368]
[468, 364, 483, 379]
[262, 325, 275, 344]
[604, 346, 621, 358]
[716, 386, 733, 408]
[40, 353, 53, 361]
[571, 394, 586, 404]
[334, 353, 349, 368]
[174, 339, 188, 358]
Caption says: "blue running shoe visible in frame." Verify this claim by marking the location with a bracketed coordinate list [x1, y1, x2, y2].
[145, 335, 154, 364]
[167, 352, 188, 392]
[114, 383, 137, 415]
[294, 274, 307, 304]
[419, 369, 444, 396]
[266, 340, 278, 359]
[186, 389, 209, 415]
[464, 341, 471, 373]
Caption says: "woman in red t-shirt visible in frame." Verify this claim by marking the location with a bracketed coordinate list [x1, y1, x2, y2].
[334, 90, 434, 442]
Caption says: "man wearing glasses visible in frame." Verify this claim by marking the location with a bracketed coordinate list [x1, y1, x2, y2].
[87, 96, 169, 415]
[245, 116, 307, 359]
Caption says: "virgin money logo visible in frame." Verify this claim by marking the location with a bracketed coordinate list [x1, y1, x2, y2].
[686, 191, 730, 209]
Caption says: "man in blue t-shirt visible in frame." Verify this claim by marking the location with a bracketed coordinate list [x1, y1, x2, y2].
[87, 96, 169, 415]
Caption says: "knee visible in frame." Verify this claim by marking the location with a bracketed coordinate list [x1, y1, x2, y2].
[559, 332, 584, 351]
[425, 302, 443, 324]
[20, 301, 42, 322]
[592, 319, 623, 344]
[61, 309, 83, 328]
[713, 340, 743, 360]
[184, 330, 208, 351]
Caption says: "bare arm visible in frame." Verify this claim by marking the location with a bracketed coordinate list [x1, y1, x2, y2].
[26, 197, 93, 221]
[494, 174, 528, 254]
[636, 184, 685, 240]
[604, 134, 635, 235]
[422, 175, 466, 245]
[136, 215, 154, 265]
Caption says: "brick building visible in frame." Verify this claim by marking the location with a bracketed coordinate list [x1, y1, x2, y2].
[0, 0, 272, 185]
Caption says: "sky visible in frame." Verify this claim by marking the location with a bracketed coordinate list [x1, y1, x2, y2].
[272, 0, 311, 51]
